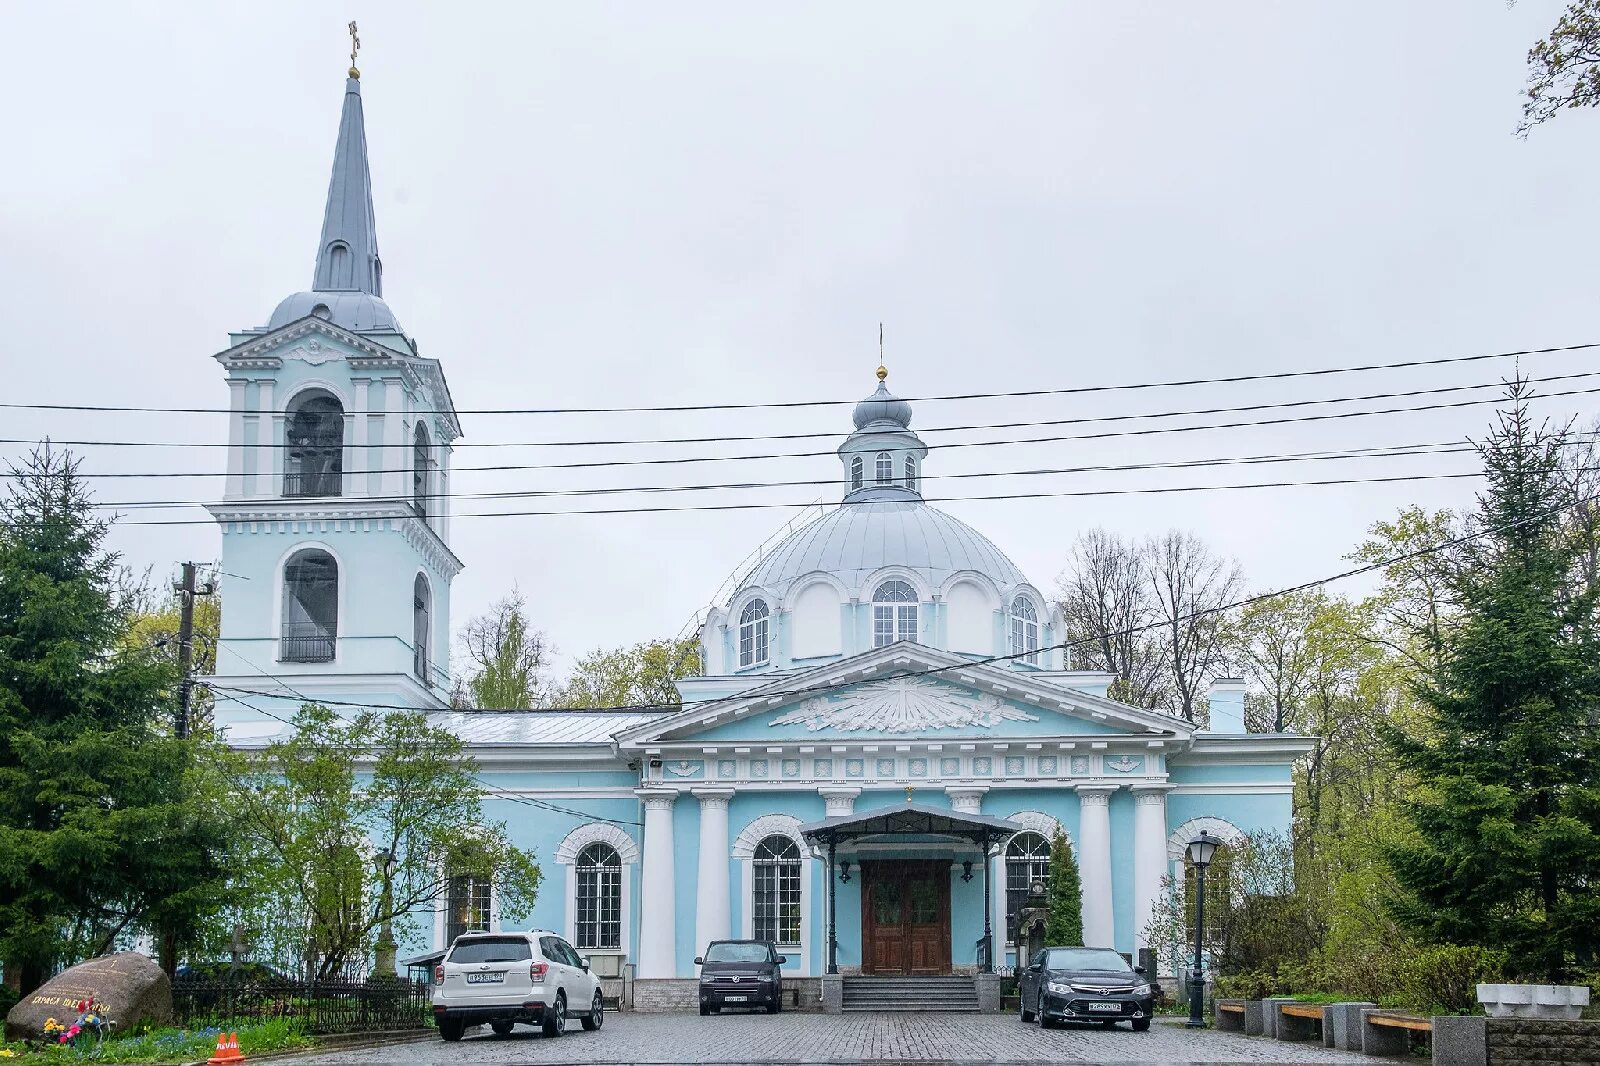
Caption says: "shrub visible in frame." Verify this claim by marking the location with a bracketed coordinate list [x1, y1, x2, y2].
[1393, 944, 1508, 1015]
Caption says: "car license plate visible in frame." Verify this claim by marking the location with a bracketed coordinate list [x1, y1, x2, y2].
[466, 972, 504, 984]
[724, 995, 747, 1003]
[1086, 1001, 1121, 1012]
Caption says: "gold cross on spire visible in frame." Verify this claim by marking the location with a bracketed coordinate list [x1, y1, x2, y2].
[877, 322, 887, 382]
[348, 21, 362, 78]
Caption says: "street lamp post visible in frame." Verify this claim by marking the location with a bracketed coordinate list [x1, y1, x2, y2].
[372, 848, 398, 981]
[1184, 832, 1221, 1028]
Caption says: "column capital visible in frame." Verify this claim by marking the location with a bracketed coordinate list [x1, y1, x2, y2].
[635, 788, 678, 811]
[945, 785, 989, 814]
[1130, 783, 1175, 805]
[691, 788, 734, 809]
[1075, 784, 1119, 805]
[818, 786, 860, 816]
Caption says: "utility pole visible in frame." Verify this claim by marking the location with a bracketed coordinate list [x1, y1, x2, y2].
[174, 562, 216, 739]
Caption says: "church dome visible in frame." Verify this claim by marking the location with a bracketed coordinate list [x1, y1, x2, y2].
[852, 380, 913, 430]
[268, 290, 403, 333]
[740, 499, 1029, 601]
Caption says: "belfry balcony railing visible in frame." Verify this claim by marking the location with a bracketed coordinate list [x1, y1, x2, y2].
[280, 625, 336, 663]
[283, 470, 344, 499]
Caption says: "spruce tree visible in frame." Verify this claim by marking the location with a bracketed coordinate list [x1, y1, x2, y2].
[1045, 830, 1085, 945]
[1385, 381, 1600, 981]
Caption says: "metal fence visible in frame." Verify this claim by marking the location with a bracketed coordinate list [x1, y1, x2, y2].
[171, 978, 432, 1034]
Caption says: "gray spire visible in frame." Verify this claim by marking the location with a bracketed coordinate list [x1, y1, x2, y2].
[312, 75, 382, 295]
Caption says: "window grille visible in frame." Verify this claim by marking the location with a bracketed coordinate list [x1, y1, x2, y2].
[1183, 847, 1231, 949]
[412, 423, 431, 518]
[283, 394, 344, 498]
[413, 574, 431, 683]
[850, 455, 864, 491]
[575, 843, 622, 950]
[1005, 832, 1051, 943]
[904, 455, 917, 492]
[1010, 596, 1039, 664]
[752, 836, 801, 945]
[738, 599, 770, 667]
[280, 549, 338, 662]
[445, 874, 492, 944]
[874, 452, 892, 484]
[872, 580, 918, 647]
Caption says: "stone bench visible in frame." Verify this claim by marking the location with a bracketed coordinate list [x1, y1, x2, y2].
[1214, 999, 1246, 1032]
[1275, 1001, 1323, 1043]
[1362, 1009, 1430, 1057]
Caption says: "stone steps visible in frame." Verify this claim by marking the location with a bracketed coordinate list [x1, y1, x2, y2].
[841, 975, 980, 1013]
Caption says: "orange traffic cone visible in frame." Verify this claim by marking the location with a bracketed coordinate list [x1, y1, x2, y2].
[231, 1033, 246, 1063]
[206, 1034, 231, 1065]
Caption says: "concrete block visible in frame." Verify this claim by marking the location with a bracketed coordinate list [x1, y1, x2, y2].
[1360, 1009, 1410, 1057]
[1329, 1002, 1379, 1051]
[1214, 999, 1246, 1032]
[975, 973, 1001, 1014]
[1261, 997, 1298, 1039]
[1243, 999, 1266, 1037]
[821, 974, 842, 1015]
[1430, 1015, 1486, 1066]
[1321, 1005, 1337, 1047]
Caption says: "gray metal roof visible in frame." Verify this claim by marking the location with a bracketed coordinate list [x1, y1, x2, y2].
[267, 290, 402, 332]
[426, 710, 670, 746]
[738, 499, 1032, 600]
[799, 802, 1022, 845]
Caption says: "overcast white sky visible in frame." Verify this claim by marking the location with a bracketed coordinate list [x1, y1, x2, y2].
[2, 2, 1597, 678]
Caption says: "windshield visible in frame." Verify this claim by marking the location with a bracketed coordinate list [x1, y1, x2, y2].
[1044, 948, 1132, 972]
[449, 938, 532, 964]
[703, 942, 771, 964]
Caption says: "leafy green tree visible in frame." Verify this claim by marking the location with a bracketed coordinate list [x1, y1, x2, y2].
[125, 574, 222, 734]
[557, 636, 702, 708]
[1044, 830, 1083, 946]
[1385, 383, 1600, 981]
[1520, 0, 1600, 135]
[228, 704, 542, 978]
[0, 445, 230, 990]
[454, 590, 553, 709]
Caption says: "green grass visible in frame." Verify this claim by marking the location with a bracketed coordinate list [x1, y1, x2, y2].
[0, 1019, 313, 1066]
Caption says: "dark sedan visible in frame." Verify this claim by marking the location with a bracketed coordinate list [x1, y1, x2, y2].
[1017, 946, 1155, 1031]
[695, 940, 787, 1015]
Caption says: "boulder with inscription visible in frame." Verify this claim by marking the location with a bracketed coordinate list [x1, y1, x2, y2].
[5, 952, 172, 1041]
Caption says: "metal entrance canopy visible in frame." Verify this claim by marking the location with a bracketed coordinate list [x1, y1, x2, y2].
[801, 802, 1022, 976]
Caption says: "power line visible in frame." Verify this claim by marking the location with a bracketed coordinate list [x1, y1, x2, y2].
[201, 482, 1598, 716]
[3, 339, 1594, 417]
[7, 372, 1597, 452]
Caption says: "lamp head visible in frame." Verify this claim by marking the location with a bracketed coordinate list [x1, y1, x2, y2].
[1186, 831, 1221, 869]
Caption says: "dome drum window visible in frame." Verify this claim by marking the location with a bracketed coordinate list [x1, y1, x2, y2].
[280, 549, 337, 663]
[903, 456, 918, 492]
[850, 455, 864, 491]
[874, 452, 893, 485]
[739, 599, 771, 667]
[872, 579, 919, 647]
[1010, 596, 1040, 664]
[283, 392, 345, 498]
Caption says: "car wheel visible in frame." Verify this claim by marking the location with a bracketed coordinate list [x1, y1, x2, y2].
[1037, 995, 1054, 1030]
[1132, 1018, 1151, 1032]
[542, 992, 566, 1038]
[699, 1004, 710, 1017]
[1019, 990, 1035, 1023]
[490, 1020, 514, 1036]
[581, 990, 604, 1031]
[439, 1020, 463, 1043]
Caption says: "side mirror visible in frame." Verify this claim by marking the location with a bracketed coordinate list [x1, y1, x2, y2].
[580, 956, 591, 972]
[776, 955, 789, 965]
[1133, 965, 1146, 975]
[693, 956, 704, 966]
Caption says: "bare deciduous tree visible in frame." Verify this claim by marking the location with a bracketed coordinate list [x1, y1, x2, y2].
[1146, 530, 1243, 724]
[1055, 529, 1168, 708]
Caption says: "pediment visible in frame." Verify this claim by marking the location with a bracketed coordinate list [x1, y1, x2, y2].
[615, 645, 1188, 747]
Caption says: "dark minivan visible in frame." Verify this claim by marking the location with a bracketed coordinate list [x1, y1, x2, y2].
[695, 940, 786, 1015]
[1018, 946, 1155, 1030]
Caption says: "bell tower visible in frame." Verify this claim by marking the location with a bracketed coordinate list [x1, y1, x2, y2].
[204, 57, 463, 735]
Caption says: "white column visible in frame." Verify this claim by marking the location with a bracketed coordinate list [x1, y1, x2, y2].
[225, 379, 247, 499]
[351, 378, 369, 497]
[1131, 785, 1172, 950]
[946, 786, 987, 815]
[818, 787, 859, 817]
[253, 380, 275, 498]
[692, 789, 732, 964]
[383, 378, 407, 499]
[438, 443, 452, 542]
[636, 790, 678, 977]
[1076, 785, 1117, 948]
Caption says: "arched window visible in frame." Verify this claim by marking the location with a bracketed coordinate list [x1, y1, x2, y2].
[1010, 596, 1040, 664]
[850, 455, 864, 491]
[280, 548, 337, 662]
[904, 455, 918, 492]
[413, 574, 431, 683]
[875, 451, 893, 484]
[445, 872, 491, 943]
[575, 842, 622, 950]
[1005, 831, 1052, 943]
[872, 579, 919, 647]
[412, 422, 431, 518]
[738, 599, 770, 667]
[1183, 844, 1233, 952]
[752, 836, 802, 945]
[283, 391, 345, 498]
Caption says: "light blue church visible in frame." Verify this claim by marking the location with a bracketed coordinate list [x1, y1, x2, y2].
[209, 67, 1311, 997]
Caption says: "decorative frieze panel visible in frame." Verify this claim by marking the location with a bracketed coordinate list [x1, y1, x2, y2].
[648, 749, 1166, 788]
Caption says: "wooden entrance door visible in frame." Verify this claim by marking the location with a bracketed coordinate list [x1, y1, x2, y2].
[861, 861, 950, 975]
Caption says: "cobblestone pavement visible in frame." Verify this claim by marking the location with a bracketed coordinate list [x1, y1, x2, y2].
[307, 1013, 1371, 1065]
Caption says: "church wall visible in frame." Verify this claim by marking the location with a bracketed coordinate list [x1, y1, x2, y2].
[1166, 761, 1294, 785]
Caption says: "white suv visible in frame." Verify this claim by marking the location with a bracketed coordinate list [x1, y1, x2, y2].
[431, 930, 604, 1041]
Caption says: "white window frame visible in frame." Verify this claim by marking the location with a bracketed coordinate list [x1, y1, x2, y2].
[850, 455, 864, 491]
[738, 598, 771, 667]
[556, 823, 639, 964]
[1010, 595, 1039, 664]
[874, 451, 893, 484]
[872, 579, 919, 647]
